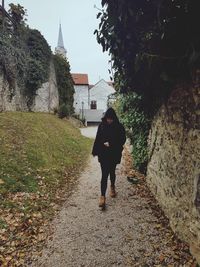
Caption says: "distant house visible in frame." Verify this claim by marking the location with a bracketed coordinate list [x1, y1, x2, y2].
[72, 74, 115, 124]
[72, 73, 89, 114]
[89, 79, 115, 111]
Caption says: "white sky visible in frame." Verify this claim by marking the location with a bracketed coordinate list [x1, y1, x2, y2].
[5, 0, 110, 84]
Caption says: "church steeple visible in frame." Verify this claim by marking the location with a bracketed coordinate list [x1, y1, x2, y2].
[55, 23, 67, 58]
[57, 23, 64, 48]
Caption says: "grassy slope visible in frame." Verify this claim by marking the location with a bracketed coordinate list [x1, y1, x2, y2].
[0, 112, 92, 196]
[0, 112, 93, 265]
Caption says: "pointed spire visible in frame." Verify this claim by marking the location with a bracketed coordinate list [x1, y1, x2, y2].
[55, 23, 67, 58]
[57, 23, 64, 48]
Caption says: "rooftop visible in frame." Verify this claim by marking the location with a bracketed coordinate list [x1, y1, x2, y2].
[72, 73, 89, 85]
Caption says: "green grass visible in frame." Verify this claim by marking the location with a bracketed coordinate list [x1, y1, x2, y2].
[0, 112, 93, 265]
[0, 112, 92, 196]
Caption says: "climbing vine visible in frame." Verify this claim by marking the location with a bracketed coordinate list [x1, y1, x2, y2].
[25, 29, 52, 108]
[0, 33, 27, 95]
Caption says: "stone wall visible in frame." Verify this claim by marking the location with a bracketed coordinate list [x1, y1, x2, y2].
[32, 61, 59, 112]
[0, 60, 59, 113]
[0, 76, 27, 112]
[147, 85, 200, 263]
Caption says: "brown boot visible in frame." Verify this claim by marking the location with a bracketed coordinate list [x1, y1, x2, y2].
[99, 196, 106, 207]
[110, 186, 116, 198]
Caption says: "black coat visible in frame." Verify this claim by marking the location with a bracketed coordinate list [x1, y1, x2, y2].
[92, 121, 126, 164]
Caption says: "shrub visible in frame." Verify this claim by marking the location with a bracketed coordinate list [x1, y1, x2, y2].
[53, 107, 58, 115]
[117, 93, 150, 173]
[58, 103, 70, 119]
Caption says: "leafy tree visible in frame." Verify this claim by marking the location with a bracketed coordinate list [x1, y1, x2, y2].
[95, 0, 200, 172]
[96, 0, 200, 100]
[57, 103, 71, 119]
[8, 3, 27, 26]
[53, 54, 74, 117]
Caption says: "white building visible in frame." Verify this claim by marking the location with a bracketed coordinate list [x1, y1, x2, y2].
[89, 79, 115, 111]
[72, 75, 115, 123]
[72, 73, 89, 113]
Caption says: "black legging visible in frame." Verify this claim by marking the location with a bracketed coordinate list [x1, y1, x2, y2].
[100, 161, 117, 196]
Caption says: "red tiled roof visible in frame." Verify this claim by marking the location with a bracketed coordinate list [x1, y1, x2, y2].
[71, 73, 89, 85]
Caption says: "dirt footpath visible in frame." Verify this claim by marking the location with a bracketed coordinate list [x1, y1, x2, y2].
[29, 128, 193, 267]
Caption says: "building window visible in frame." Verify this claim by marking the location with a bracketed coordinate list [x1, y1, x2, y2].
[91, 100, 97, 109]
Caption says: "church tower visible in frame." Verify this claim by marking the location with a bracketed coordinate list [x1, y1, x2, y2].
[55, 23, 67, 58]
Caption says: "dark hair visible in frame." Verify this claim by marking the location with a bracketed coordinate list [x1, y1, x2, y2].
[102, 107, 119, 123]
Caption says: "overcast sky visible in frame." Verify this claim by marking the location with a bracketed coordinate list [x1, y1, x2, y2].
[5, 0, 110, 84]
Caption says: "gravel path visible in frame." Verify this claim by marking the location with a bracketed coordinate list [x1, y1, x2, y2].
[80, 126, 98, 138]
[29, 127, 192, 267]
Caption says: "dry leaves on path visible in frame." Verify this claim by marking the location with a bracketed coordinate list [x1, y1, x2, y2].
[123, 146, 198, 267]
[0, 172, 80, 267]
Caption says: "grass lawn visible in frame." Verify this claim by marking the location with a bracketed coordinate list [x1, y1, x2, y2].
[0, 112, 93, 266]
[0, 112, 92, 195]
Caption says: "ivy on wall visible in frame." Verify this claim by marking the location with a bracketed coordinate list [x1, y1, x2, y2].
[0, 4, 51, 108]
[25, 29, 52, 108]
[0, 35, 25, 92]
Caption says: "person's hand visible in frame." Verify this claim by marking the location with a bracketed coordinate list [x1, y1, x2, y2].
[104, 142, 110, 147]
